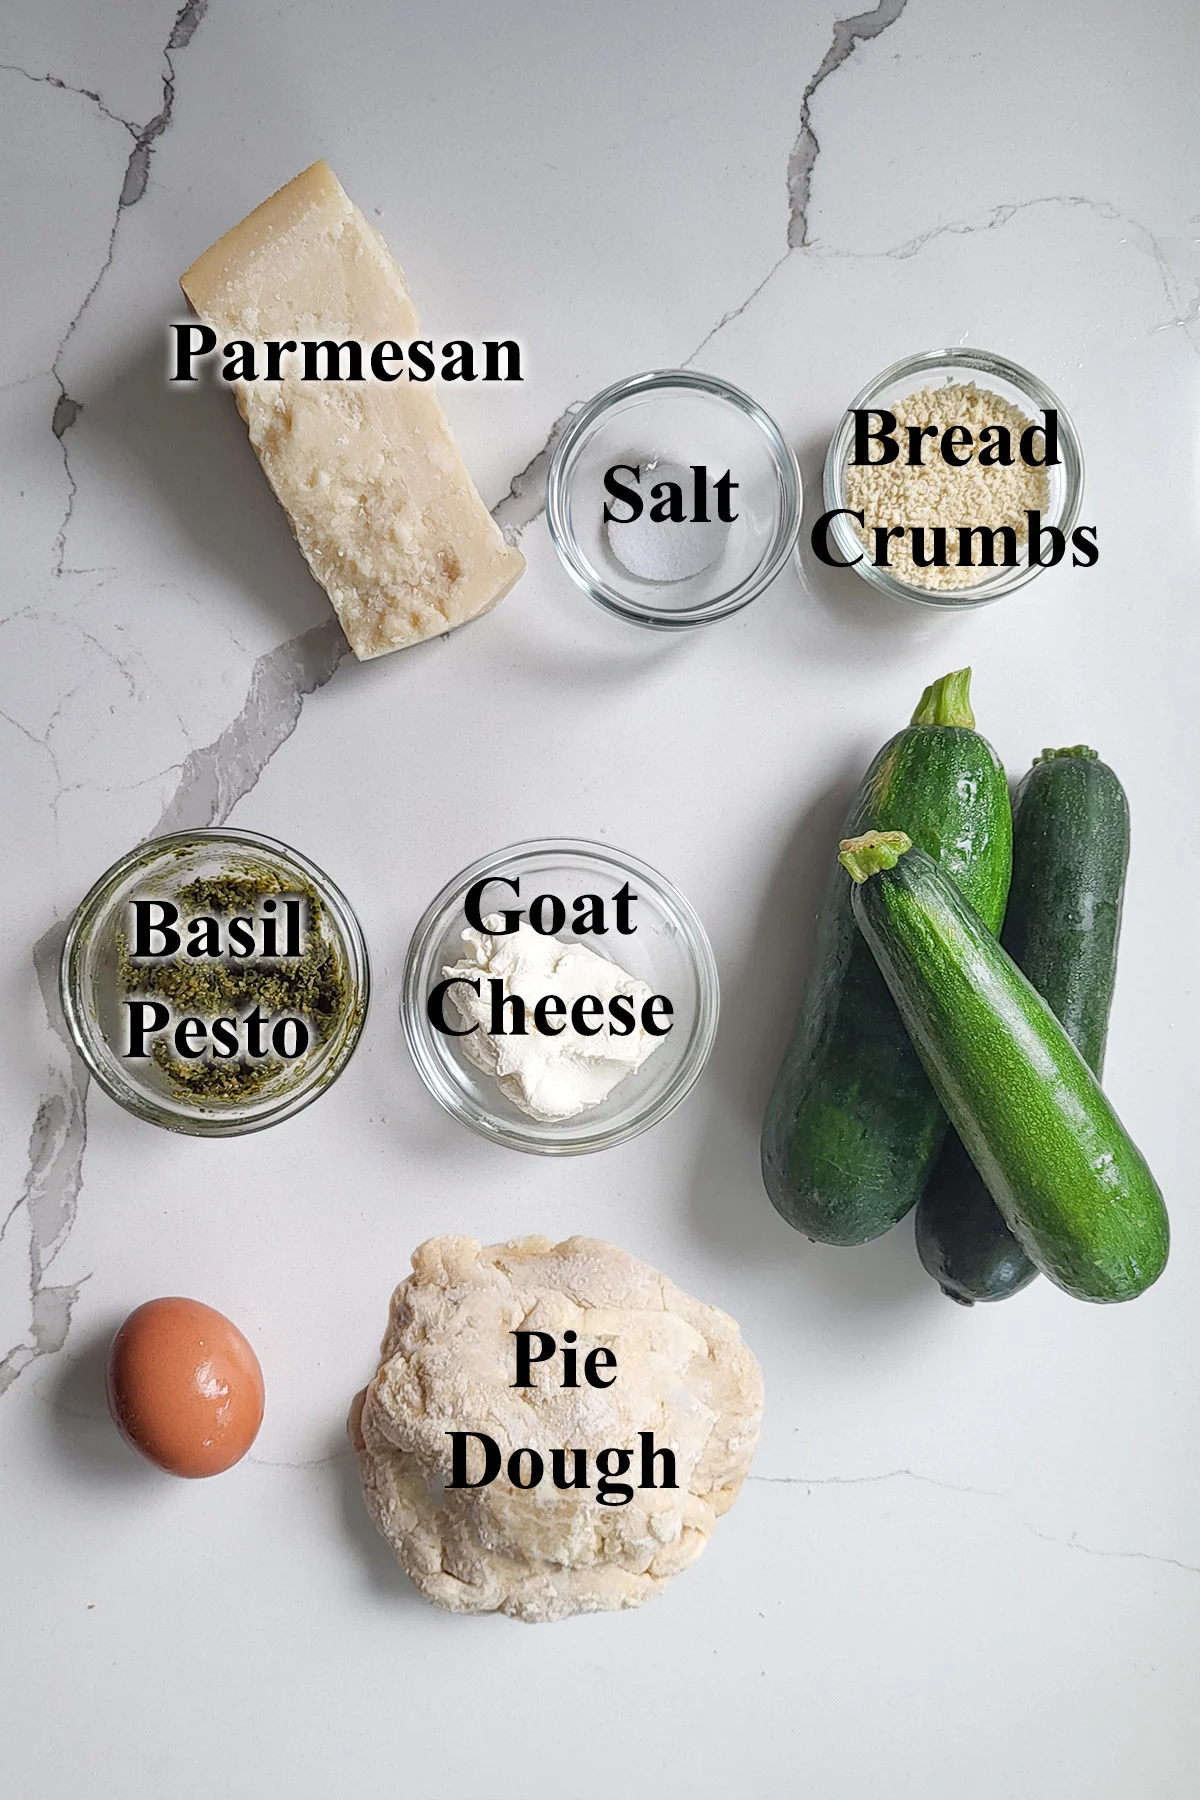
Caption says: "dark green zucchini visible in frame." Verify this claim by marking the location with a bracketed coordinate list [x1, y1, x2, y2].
[841, 833, 1167, 1303]
[1005, 748, 1130, 1070]
[916, 1132, 1036, 1303]
[761, 670, 1012, 1246]
[917, 747, 1130, 1303]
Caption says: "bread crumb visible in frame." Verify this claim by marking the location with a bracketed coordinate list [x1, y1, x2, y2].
[844, 382, 1050, 590]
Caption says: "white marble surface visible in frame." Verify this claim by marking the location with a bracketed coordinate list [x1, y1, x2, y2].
[3, 2, 1199, 1794]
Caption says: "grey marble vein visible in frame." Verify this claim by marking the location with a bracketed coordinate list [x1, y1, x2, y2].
[0, 926, 88, 1394]
[120, 0, 208, 209]
[0, 619, 347, 1396]
[489, 403, 580, 543]
[683, 251, 790, 369]
[690, 191, 1200, 378]
[787, 0, 911, 249]
[752, 1468, 1200, 1579]
[155, 621, 348, 835]
[51, 0, 209, 571]
[1026, 1526, 1200, 1579]
[845, 193, 1200, 355]
[878, 192, 1124, 262]
[750, 1468, 1001, 1499]
[495, 0, 916, 534]
[0, 62, 137, 135]
[0, 0, 217, 1396]
[248, 1449, 353, 1471]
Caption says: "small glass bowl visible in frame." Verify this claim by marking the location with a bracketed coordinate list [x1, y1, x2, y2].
[60, 829, 369, 1137]
[402, 839, 719, 1154]
[822, 347, 1084, 608]
[546, 370, 802, 628]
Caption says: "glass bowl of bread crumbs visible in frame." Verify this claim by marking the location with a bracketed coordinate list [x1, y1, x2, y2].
[61, 829, 369, 1136]
[822, 348, 1083, 607]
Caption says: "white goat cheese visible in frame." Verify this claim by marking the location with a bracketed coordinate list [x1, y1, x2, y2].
[442, 920, 663, 1121]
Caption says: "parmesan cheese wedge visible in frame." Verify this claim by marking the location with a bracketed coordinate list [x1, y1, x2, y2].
[180, 161, 524, 660]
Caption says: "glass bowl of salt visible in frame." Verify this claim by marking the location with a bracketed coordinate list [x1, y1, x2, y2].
[546, 370, 802, 628]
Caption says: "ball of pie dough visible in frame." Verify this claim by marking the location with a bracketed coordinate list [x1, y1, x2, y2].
[349, 1235, 763, 1623]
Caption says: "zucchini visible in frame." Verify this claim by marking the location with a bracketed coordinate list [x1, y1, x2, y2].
[761, 670, 1011, 1245]
[916, 1131, 1036, 1304]
[917, 747, 1130, 1303]
[840, 832, 1167, 1302]
[1005, 748, 1130, 1071]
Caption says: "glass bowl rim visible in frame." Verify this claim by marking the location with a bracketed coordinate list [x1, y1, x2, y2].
[546, 368, 803, 629]
[821, 345, 1085, 608]
[59, 826, 370, 1138]
[401, 835, 720, 1155]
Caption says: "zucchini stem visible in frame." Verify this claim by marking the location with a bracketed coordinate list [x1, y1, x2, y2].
[1034, 745, 1099, 764]
[910, 668, 974, 730]
[839, 830, 913, 884]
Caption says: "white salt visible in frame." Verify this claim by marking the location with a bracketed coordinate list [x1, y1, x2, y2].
[606, 460, 730, 584]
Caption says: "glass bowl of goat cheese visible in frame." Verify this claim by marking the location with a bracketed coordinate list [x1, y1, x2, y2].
[822, 347, 1084, 607]
[402, 839, 719, 1154]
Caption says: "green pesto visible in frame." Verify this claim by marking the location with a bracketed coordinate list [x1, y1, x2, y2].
[117, 864, 351, 1103]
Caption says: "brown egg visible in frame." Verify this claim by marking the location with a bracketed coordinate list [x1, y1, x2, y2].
[106, 1297, 265, 1477]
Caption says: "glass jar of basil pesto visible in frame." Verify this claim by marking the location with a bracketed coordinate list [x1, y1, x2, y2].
[60, 829, 369, 1136]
